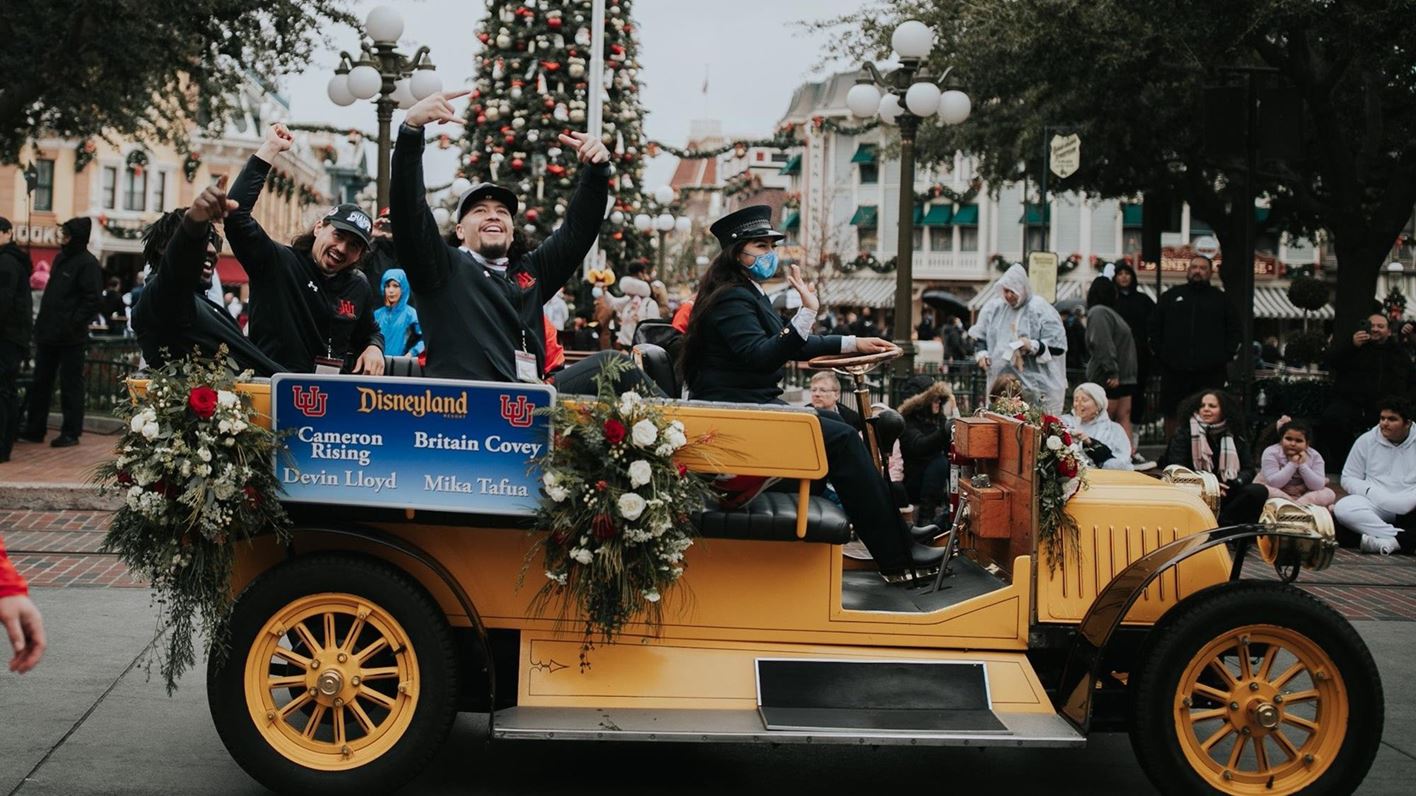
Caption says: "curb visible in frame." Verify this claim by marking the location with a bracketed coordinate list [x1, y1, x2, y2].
[0, 483, 121, 511]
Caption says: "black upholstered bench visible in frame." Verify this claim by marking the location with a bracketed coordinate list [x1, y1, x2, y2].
[696, 492, 851, 544]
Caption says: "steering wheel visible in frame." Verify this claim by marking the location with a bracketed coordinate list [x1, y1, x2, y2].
[807, 343, 903, 373]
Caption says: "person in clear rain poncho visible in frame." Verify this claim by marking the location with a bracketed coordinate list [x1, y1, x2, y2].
[968, 264, 1068, 413]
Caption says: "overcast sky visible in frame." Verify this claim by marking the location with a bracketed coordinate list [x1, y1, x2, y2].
[279, 0, 867, 189]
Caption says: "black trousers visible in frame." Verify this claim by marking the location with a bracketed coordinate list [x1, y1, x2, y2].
[550, 350, 665, 397]
[1218, 482, 1268, 527]
[25, 343, 86, 439]
[0, 341, 21, 458]
[905, 455, 951, 524]
[817, 410, 912, 571]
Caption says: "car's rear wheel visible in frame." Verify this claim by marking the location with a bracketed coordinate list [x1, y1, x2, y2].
[1130, 582, 1381, 795]
[209, 553, 459, 795]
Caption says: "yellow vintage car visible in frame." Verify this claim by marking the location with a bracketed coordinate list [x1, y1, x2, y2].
[200, 352, 1379, 796]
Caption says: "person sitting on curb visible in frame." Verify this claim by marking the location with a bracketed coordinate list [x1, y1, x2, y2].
[0, 534, 45, 673]
[1335, 396, 1416, 555]
[1256, 418, 1335, 507]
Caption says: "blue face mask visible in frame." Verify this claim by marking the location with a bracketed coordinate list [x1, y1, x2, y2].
[746, 249, 779, 281]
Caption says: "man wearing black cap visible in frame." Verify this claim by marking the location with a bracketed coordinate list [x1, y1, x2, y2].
[391, 89, 649, 392]
[224, 123, 384, 375]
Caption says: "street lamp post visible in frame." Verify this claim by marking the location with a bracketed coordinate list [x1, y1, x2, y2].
[326, 6, 443, 210]
[845, 20, 970, 376]
[635, 185, 688, 281]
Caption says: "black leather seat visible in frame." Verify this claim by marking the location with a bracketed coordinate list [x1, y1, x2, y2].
[867, 407, 904, 472]
[695, 491, 851, 544]
[384, 355, 424, 377]
[632, 343, 679, 398]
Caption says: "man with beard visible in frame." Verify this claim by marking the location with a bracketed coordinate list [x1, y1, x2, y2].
[389, 89, 656, 394]
[0, 218, 33, 462]
[131, 179, 284, 376]
[1149, 255, 1240, 440]
[21, 217, 102, 447]
[226, 123, 383, 375]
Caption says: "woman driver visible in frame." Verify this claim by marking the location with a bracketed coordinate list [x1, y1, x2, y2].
[678, 205, 945, 577]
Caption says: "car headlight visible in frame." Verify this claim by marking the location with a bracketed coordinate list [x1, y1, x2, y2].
[1161, 465, 1221, 515]
[1258, 497, 1337, 572]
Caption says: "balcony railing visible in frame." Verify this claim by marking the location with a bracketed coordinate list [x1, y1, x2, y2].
[911, 251, 989, 280]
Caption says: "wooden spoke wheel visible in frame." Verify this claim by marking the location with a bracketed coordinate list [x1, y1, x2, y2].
[1130, 582, 1382, 796]
[209, 553, 459, 795]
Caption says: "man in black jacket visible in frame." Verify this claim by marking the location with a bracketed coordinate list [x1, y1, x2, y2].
[132, 179, 285, 377]
[391, 88, 654, 394]
[1149, 255, 1240, 440]
[21, 217, 101, 447]
[1320, 312, 1413, 463]
[0, 218, 33, 462]
[227, 123, 383, 375]
[1113, 262, 1155, 467]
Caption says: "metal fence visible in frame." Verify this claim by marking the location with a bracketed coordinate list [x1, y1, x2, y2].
[17, 336, 143, 417]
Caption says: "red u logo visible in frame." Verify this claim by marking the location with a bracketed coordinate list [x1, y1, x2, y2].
[292, 386, 329, 418]
[500, 394, 534, 428]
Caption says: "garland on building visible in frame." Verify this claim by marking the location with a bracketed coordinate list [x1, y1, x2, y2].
[915, 177, 981, 207]
[97, 216, 146, 240]
[126, 148, 150, 177]
[74, 139, 97, 173]
[464, 0, 652, 269]
[989, 253, 1014, 272]
[646, 117, 881, 161]
[842, 253, 897, 274]
[298, 184, 323, 208]
[266, 170, 296, 200]
[181, 150, 202, 183]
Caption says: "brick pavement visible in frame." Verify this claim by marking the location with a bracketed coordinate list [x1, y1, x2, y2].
[0, 435, 120, 485]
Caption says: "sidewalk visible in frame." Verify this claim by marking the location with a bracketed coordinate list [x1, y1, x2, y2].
[0, 429, 122, 511]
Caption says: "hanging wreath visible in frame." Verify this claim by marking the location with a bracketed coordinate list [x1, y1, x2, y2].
[916, 177, 982, 207]
[1059, 254, 1082, 274]
[74, 140, 98, 173]
[989, 253, 1012, 272]
[181, 151, 202, 183]
[1384, 286, 1408, 320]
[126, 149, 150, 178]
[843, 253, 878, 274]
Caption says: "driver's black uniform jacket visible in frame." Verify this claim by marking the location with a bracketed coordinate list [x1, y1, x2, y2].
[226, 155, 382, 373]
[132, 218, 284, 376]
[389, 122, 611, 382]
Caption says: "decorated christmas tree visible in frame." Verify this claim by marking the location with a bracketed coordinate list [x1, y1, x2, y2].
[463, 0, 651, 271]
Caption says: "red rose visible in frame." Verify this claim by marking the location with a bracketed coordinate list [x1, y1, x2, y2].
[243, 485, 262, 506]
[1014, 413, 1025, 421]
[116, 471, 135, 486]
[603, 419, 626, 444]
[595, 480, 608, 492]
[676, 463, 688, 477]
[188, 385, 218, 419]
[592, 513, 617, 540]
[1043, 414, 1061, 426]
[552, 527, 571, 544]
[1057, 457, 1078, 478]
[1062, 432, 1072, 446]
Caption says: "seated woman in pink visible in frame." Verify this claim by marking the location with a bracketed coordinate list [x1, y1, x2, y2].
[1258, 419, 1335, 506]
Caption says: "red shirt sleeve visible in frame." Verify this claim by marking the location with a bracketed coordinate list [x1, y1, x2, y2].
[543, 314, 565, 375]
[671, 300, 694, 334]
[0, 536, 29, 599]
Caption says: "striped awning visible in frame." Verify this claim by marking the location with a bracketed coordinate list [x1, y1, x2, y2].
[1254, 286, 1333, 319]
[816, 276, 899, 309]
[967, 276, 1156, 310]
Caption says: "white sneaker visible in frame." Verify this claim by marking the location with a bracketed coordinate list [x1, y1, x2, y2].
[1131, 452, 1157, 471]
[1360, 534, 1399, 555]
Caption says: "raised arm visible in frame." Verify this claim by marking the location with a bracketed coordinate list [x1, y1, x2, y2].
[224, 124, 293, 277]
[391, 90, 470, 293]
[523, 131, 613, 302]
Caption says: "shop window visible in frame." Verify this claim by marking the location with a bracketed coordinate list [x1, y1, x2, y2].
[153, 171, 168, 212]
[859, 163, 878, 185]
[123, 167, 147, 211]
[959, 226, 979, 252]
[858, 228, 878, 251]
[929, 228, 952, 252]
[102, 167, 117, 210]
[33, 159, 54, 212]
[912, 226, 924, 251]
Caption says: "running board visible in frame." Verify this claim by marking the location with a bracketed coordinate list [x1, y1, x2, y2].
[756, 658, 1002, 733]
[491, 707, 1084, 748]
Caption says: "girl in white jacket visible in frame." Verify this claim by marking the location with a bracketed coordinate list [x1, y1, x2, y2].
[1335, 398, 1416, 555]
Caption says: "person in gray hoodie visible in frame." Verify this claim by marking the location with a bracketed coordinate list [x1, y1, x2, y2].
[1084, 276, 1139, 456]
[1335, 396, 1416, 555]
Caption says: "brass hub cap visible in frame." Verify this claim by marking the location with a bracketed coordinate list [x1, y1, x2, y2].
[243, 594, 420, 771]
[1174, 625, 1346, 794]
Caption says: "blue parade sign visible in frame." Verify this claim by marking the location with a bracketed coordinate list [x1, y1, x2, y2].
[270, 374, 554, 515]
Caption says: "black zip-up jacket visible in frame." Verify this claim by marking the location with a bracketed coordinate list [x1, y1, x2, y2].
[226, 155, 382, 372]
[389, 123, 611, 381]
[0, 241, 33, 348]
[133, 219, 285, 377]
[1325, 336, 1413, 414]
[34, 219, 102, 347]
[1149, 280, 1240, 372]
[1113, 279, 1155, 367]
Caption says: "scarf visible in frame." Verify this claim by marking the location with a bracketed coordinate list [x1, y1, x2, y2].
[1189, 415, 1240, 482]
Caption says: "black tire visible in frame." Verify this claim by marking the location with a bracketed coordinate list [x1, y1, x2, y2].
[208, 553, 459, 795]
[1129, 581, 1382, 795]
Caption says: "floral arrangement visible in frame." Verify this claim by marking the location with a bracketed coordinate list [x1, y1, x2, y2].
[125, 148, 150, 177]
[181, 151, 202, 183]
[95, 350, 290, 693]
[986, 397, 1090, 571]
[526, 356, 714, 668]
[74, 139, 97, 173]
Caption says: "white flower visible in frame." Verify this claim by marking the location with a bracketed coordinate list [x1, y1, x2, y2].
[617, 391, 642, 416]
[141, 421, 160, 440]
[664, 427, 687, 450]
[628, 460, 652, 487]
[631, 419, 658, 448]
[545, 570, 568, 585]
[617, 492, 647, 521]
[217, 390, 238, 408]
[195, 464, 212, 477]
[231, 420, 247, 434]
[130, 414, 146, 434]
[1046, 435, 1063, 451]
[218, 419, 231, 434]
[546, 484, 569, 502]
[197, 447, 212, 462]
[570, 548, 594, 565]
[543, 471, 561, 488]
[655, 444, 674, 457]
[642, 589, 661, 603]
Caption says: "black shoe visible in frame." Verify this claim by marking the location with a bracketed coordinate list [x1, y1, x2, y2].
[910, 523, 942, 542]
[18, 431, 44, 443]
[50, 435, 79, 448]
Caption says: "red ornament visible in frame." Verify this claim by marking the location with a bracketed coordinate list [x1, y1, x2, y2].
[510, 157, 525, 171]
[544, 97, 557, 109]
[187, 385, 218, 419]
[612, 231, 623, 240]
[610, 43, 625, 55]
[504, 133, 516, 145]
[477, 32, 490, 44]
[541, 60, 561, 72]
[547, 163, 566, 176]
[548, 17, 562, 29]
[676, 463, 688, 477]
[243, 485, 262, 507]
[526, 208, 540, 222]
[603, 419, 626, 444]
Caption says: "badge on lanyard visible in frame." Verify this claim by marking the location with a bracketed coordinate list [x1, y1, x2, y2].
[313, 356, 342, 375]
[514, 328, 539, 383]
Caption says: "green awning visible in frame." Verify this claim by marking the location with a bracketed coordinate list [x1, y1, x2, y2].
[1021, 203, 1050, 225]
[1121, 203, 1143, 229]
[851, 144, 878, 164]
[780, 154, 801, 175]
[950, 204, 979, 226]
[920, 205, 952, 226]
[850, 205, 878, 227]
[783, 210, 800, 230]
[1191, 217, 1213, 234]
